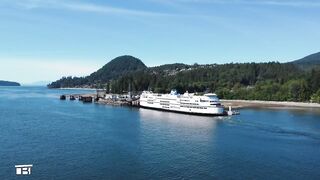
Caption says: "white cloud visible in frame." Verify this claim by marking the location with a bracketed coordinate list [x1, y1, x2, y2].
[6, 0, 174, 17]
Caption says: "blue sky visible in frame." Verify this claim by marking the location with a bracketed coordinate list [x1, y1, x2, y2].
[0, 0, 319, 84]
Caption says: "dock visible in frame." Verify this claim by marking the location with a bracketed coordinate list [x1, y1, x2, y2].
[60, 92, 139, 106]
[60, 93, 96, 103]
[59, 91, 239, 116]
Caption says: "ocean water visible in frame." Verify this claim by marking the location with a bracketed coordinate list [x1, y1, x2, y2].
[0, 86, 320, 179]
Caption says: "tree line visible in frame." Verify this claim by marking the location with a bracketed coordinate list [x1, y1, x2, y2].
[48, 62, 320, 103]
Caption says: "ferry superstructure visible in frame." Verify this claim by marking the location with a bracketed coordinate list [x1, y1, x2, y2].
[139, 90, 225, 115]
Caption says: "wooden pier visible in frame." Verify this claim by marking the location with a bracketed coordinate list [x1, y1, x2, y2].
[60, 92, 139, 106]
[60, 93, 96, 103]
[96, 98, 140, 107]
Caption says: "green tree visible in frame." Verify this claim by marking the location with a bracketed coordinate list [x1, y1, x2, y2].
[311, 89, 320, 103]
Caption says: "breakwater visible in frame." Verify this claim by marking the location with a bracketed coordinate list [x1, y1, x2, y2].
[60, 93, 140, 106]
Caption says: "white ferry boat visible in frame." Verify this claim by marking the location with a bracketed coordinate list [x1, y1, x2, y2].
[140, 90, 225, 115]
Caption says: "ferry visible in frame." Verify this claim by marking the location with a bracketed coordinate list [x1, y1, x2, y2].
[139, 90, 225, 115]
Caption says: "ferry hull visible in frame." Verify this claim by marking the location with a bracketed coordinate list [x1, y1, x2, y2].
[140, 101, 225, 116]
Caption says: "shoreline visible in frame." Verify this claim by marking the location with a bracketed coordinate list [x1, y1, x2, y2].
[57, 88, 320, 109]
[221, 99, 320, 109]
[59, 87, 97, 90]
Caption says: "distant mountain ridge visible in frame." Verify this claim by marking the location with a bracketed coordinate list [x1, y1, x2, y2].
[0, 80, 20, 86]
[292, 52, 320, 67]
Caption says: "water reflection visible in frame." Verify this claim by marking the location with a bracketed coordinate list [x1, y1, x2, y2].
[252, 106, 320, 116]
[138, 108, 227, 129]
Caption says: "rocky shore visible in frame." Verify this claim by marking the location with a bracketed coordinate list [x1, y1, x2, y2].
[221, 99, 320, 109]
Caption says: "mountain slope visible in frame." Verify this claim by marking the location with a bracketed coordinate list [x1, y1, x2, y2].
[89, 55, 147, 83]
[293, 52, 320, 66]
[48, 55, 147, 88]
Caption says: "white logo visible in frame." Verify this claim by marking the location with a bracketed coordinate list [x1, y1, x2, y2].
[15, 164, 33, 175]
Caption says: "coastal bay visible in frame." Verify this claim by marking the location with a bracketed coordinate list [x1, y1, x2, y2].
[0, 86, 319, 179]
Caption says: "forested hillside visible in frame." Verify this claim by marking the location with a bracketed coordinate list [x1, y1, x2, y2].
[48, 53, 320, 103]
[110, 62, 320, 102]
[48, 55, 146, 88]
[292, 52, 320, 70]
[293, 52, 320, 65]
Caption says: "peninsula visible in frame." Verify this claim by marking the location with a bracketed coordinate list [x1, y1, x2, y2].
[0, 80, 20, 86]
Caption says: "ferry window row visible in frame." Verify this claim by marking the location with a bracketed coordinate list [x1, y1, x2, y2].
[180, 99, 190, 102]
[156, 96, 176, 100]
[200, 100, 209, 102]
[180, 102, 199, 105]
[160, 100, 170, 103]
[180, 105, 207, 109]
[160, 103, 170, 106]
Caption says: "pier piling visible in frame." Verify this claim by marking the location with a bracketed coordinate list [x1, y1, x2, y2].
[60, 95, 66, 100]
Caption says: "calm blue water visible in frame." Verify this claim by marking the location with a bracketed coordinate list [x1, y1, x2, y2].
[0, 86, 320, 179]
